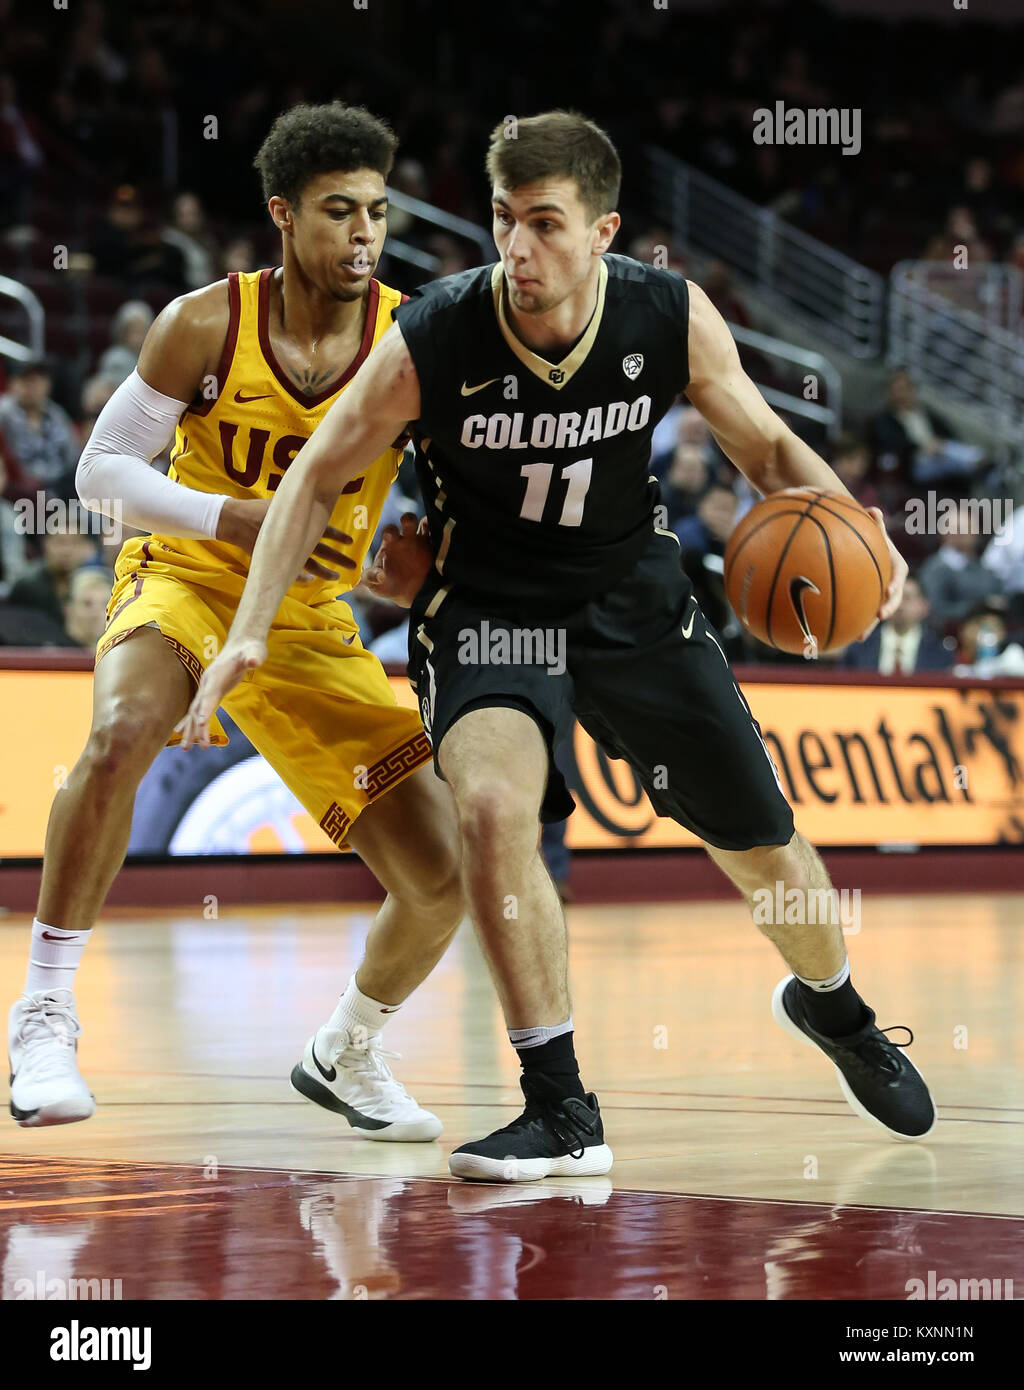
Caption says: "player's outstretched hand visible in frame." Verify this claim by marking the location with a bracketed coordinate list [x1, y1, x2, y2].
[297, 525, 358, 583]
[362, 513, 434, 607]
[859, 506, 908, 641]
[218, 500, 355, 584]
[175, 639, 267, 749]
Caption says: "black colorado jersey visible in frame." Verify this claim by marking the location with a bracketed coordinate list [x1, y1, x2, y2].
[392, 254, 690, 612]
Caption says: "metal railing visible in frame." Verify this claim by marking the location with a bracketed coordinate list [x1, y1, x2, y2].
[384, 189, 493, 261]
[0, 275, 45, 363]
[891, 260, 1023, 334]
[647, 147, 885, 359]
[730, 324, 843, 439]
[889, 265, 1024, 442]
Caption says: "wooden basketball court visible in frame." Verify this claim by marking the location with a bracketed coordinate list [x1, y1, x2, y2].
[3, 891, 1021, 1300]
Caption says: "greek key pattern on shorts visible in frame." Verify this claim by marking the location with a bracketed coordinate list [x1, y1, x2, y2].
[319, 802, 353, 847]
[164, 636, 204, 687]
[362, 731, 432, 798]
[95, 626, 138, 665]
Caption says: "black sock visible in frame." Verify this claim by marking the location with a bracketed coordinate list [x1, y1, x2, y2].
[515, 1031, 586, 1101]
[795, 975, 871, 1037]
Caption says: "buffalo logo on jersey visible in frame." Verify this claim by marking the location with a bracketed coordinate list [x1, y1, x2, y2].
[622, 353, 644, 381]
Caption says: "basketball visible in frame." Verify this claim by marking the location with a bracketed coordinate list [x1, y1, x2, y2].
[724, 487, 891, 656]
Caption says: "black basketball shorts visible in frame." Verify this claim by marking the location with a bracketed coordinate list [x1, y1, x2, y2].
[407, 530, 795, 852]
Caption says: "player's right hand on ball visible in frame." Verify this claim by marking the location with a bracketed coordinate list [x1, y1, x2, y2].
[362, 513, 434, 607]
[175, 639, 267, 750]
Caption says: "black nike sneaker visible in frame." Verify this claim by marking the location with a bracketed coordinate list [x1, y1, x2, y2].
[772, 975, 937, 1140]
[449, 1072, 614, 1181]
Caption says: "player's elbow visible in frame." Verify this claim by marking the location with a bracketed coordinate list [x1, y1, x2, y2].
[74, 448, 103, 512]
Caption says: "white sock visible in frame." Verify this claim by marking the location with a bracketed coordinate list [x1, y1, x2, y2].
[326, 974, 402, 1042]
[25, 919, 92, 996]
[794, 959, 851, 992]
[508, 1017, 573, 1049]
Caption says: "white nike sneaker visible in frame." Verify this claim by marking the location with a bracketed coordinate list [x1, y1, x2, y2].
[290, 1026, 441, 1142]
[8, 990, 96, 1127]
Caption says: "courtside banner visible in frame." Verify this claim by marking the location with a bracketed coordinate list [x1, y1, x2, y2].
[1, 663, 1022, 856]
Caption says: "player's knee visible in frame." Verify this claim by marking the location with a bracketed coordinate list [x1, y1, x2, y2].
[414, 842, 464, 915]
[81, 702, 171, 784]
[454, 779, 537, 859]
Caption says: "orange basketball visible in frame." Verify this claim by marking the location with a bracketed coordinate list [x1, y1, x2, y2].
[723, 487, 891, 656]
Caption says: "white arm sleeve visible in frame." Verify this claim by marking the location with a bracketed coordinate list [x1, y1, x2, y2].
[76, 369, 228, 540]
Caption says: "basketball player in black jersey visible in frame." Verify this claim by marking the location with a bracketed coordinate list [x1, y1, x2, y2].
[181, 111, 936, 1180]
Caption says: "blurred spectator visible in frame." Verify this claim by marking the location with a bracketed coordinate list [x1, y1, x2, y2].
[841, 576, 952, 674]
[97, 300, 154, 385]
[161, 192, 218, 290]
[954, 601, 1024, 677]
[387, 159, 429, 240]
[0, 425, 40, 503]
[627, 226, 689, 276]
[0, 72, 44, 229]
[220, 236, 258, 275]
[917, 502, 1004, 626]
[0, 360, 79, 496]
[8, 529, 100, 626]
[701, 260, 751, 329]
[955, 158, 1007, 249]
[89, 184, 184, 289]
[870, 369, 984, 495]
[60, 565, 113, 648]
[661, 446, 709, 527]
[922, 205, 993, 265]
[981, 506, 1024, 619]
[674, 482, 737, 555]
[829, 434, 881, 512]
[651, 405, 711, 482]
[676, 483, 741, 648]
[425, 232, 472, 278]
[0, 446, 31, 595]
[77, 375, 116, 442]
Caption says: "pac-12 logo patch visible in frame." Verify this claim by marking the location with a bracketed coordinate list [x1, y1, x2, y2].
[622, 353, 644, 380]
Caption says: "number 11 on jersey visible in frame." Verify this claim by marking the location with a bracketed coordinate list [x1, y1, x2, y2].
[519, 458, 593, 527]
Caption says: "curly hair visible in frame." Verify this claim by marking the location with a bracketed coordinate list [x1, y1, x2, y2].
[253, 103, 398, 204]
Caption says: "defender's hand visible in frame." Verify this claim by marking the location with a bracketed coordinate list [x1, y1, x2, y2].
[175, 639, 268, 749]
[858, 506, 908, 641]
[217, 499, 355, 582]
[363, 513, 434, 607]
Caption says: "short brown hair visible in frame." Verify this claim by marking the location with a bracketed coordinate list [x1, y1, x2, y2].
[485, 110, 621, 221]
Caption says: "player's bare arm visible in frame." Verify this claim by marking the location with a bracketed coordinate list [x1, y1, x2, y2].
[683, 281, 907, 626]
[177, 324, 421, 747]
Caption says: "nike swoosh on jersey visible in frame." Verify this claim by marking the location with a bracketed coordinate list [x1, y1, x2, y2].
[310, 1042, 337, 1082]
[681, 604, 696, 639]
[460, 377, 500, 396]
[233, 390, 274, 404]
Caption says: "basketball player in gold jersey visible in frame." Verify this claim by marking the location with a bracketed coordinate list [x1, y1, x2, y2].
[8, 104, 462, 1141]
